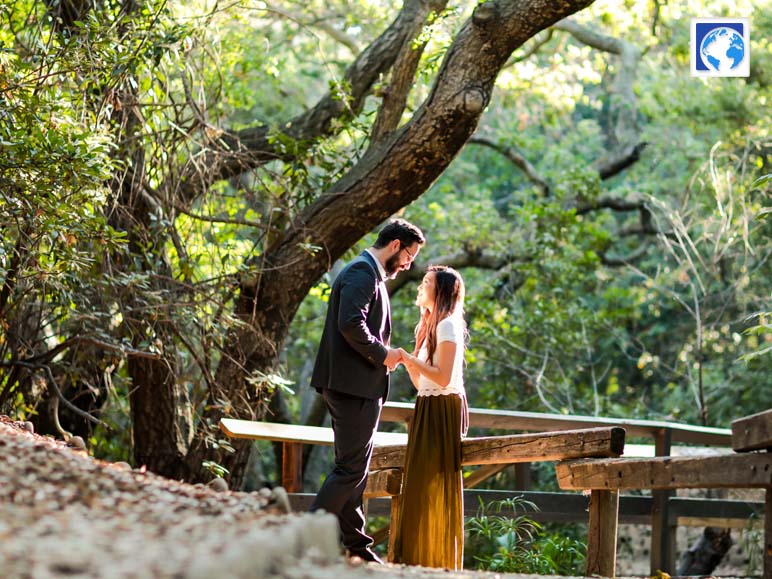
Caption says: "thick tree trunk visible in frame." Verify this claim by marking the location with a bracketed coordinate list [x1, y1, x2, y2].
[106, 36, 194, 479]
[130, 340, 193, 478]
[185, 0, 596, 487]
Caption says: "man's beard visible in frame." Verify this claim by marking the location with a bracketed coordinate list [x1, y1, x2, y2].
[384, 252, 401, 279]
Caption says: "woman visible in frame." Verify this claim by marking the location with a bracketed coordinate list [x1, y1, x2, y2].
[393, 265, 468, 569]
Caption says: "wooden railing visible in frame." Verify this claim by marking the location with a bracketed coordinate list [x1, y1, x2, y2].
[556, 408, 772, 578]
[381, 401, 732, 446]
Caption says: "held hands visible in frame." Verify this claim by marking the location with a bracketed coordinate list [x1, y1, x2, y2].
[383, 348, 402, 372]
[384, 347, 421, 375]
[397, 348, 420, 374]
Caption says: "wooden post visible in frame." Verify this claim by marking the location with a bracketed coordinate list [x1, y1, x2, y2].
[281, 441, 303, 493]
[514, 462, 531, 490]
[587, 489, 619, 577]
[765, 487, 771, 579]
[388, 494, 401, 562]
[651, 428, 675, 575]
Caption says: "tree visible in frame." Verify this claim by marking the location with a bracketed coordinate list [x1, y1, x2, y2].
[178, 0, 598, 484]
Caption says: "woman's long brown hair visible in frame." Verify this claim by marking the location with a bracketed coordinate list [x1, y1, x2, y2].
[413, 265, 465, 362]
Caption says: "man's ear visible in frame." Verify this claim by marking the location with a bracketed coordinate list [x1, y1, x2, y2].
[389, 239, 401, 254]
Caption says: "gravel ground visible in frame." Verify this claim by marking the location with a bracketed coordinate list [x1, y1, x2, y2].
[0, 417, 569, 579]
[3, 417, 753, 579]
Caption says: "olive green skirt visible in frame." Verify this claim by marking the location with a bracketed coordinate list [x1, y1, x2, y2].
[392, 394, 465, 569]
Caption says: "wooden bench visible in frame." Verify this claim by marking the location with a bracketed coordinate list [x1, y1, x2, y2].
[219, 418, 407, 493]
[220, 417, 626, 563]
[555, 408, 772, 578]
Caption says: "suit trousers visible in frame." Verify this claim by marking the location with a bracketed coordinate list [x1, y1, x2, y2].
[310, 388, 383, 552]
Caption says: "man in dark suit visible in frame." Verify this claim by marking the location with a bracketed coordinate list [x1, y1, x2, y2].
[310, 218, 425, 563]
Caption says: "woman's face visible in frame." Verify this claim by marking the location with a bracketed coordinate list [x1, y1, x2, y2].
[416, 271, 436, 310]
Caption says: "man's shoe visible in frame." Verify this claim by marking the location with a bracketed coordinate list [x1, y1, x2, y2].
[347, 548, 384, 564]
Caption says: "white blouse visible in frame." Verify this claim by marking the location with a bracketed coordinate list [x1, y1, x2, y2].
[416, 316, 465, 398]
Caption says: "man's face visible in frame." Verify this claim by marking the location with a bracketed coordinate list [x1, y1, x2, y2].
[384, 241, 420, 279]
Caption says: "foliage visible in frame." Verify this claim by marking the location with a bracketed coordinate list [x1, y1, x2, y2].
[467, 496, 586, 574]
[0, 1, 126, 413]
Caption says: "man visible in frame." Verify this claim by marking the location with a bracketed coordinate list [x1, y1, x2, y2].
[310, 218, 425, 563]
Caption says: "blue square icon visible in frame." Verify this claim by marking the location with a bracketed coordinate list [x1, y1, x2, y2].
[691, 18, 750, 77]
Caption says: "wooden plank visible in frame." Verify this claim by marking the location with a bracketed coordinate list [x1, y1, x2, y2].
[371, 444, 406, 471]
[651, 429, 676, 575]
[371, 427, 624, 470]
[671, 496, 764, 525]
[676, 516, 761, 529]
[732, 408, 772, 452]
[381, 402, 731, 446]
[765, 487, 771, 579]
[363, 468, 402, 499]
[288, 491, 765, 526]
[281, 442, 303, 493]
[514, 462, 531, 490]
[556, 453, 772, 490]
[461, 427, 625, 465]
[586, 490, 619, 578]
[219, 418, 407, 446]
[464, 464, 511, 489]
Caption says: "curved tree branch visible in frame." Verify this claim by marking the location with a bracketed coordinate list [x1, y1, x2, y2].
[576, 196, 645, 215]
[503, 29, 554, 67]
[468, 135, 550, 195]
[554, 18, 644, 175]
[7, 361, 107, 428]
[599, 244, 650, 266]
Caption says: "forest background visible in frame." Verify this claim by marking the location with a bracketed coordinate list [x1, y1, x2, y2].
[1, 0, 770, 511]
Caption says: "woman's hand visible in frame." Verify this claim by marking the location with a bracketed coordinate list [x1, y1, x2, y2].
[398, 348, 422, 389]
[398, 348, 418, 370]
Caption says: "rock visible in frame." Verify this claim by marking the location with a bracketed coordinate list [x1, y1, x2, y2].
[207, 477, 228, 492]
[67, 436, 87, 450]
[270, 486, 292, 514]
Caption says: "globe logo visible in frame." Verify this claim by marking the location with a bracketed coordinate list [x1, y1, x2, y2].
[699, 27, 745, 73]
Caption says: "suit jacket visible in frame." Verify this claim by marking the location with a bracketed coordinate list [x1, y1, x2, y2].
[310, 251, 391, 400]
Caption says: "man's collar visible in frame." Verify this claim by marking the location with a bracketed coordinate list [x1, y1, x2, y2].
[364, 248, 387, 281]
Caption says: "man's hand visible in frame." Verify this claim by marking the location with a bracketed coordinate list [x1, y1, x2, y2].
[383, 348, 402, 372]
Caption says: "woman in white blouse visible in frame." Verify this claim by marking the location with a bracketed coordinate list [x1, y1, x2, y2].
[392, 265, 468, 569]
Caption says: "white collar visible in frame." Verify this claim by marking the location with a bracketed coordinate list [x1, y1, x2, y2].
[365, 248, 387, 281]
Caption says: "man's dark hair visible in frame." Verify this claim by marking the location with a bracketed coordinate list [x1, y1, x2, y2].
[373, 218, 425, 249]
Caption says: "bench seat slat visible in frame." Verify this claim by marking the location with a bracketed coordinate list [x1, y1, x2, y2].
[219, 418, 407, 446]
